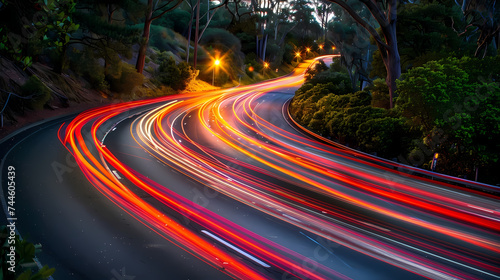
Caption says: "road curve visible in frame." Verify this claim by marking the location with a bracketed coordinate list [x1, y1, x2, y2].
[2, 56, 500, 279]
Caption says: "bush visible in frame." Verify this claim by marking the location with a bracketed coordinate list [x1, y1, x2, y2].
[305, 60, 329, 80]
[309, 70, 353, 95]
[148, 25, 178, 52]
[157, 56, 197, 91]
[357, 117, 410, 157]
[396, 58, 470, 132]
[349, 90, 371, 107]
[69, 48, 109, 91]
[244, 53, 263, 78]
[396, 56, 500, 181]
[157, 9, 191, 34]
[200, 28, 242, 52]
[367, 78, 390, 109]
[21, 76, 51, 110]
[108, 62, 144, 94]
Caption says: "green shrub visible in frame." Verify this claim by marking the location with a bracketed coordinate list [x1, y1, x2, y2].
[396, 56, 500, 180]
[367, 78, 390, 109]
[305, 60, 329, 80]
[157, 57, 197, 91]
[157, 9, 191, 34]
[21, 76, 51, 110]
[147, 25, 184, 54]
[309, 70, 353, 95]
[200, 28, 242, 52]
[108, 62, 144, 94]
[69, 48, 109, 91]
[357, 117, 409, 157]
[349, 90, 371, 107]
[396, 58, 471, 132]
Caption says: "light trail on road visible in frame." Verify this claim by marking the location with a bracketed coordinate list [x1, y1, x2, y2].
[59, 56, 500, 279]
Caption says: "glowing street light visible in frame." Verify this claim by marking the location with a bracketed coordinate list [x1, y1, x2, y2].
[318, 44, 324, 51]
[306, 47, 311, 53]
[212, 59, 220, 86]
[295, 51, 301, 62]
[263, 62, 269, 75]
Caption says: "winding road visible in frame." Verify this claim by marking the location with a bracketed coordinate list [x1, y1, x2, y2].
[2, 56, 499, 279]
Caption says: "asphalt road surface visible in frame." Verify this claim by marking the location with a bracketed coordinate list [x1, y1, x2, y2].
[1, 56, 499, 280]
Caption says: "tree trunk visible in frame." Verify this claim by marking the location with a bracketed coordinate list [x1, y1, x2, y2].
[136, 0, 183, 72]
[136, 0, 153, 74]
[136, 19, 151, 74]
[383, 13, 400, 109]
[261, 34, 268, 61]
[193, 0, 200, 68]
[186, 10, 194, 63]
[326, 0, 402, 108]
[256, 35, 260, 58]
[274, 23, 278, 40]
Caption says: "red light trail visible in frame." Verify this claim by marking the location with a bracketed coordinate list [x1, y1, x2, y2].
[59, 56, 500, 280]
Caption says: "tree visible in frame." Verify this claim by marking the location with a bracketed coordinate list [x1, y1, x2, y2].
[192, 0, 227, 68]
[157, 56, 197, 90]
[311, 0, 335, 43]
[0, 0, 79, 69]
[454, 0, 500, 58]
[183, 0, 197, 63]
[73, 0, 142, 76]
[136, 0, 182, 74]
[324, 0, 401, 108]
[328, 3, 376, 91]
[40, 0, 80, 73]
[396, 56, 500, 179]
[396, 1, 466, 68]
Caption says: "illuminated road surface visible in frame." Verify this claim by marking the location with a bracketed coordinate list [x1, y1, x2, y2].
[2, 56, 499, 279]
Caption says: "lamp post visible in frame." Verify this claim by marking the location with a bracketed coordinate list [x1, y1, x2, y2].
[212, 59, 220, 86]
[295, 51, 301, 62]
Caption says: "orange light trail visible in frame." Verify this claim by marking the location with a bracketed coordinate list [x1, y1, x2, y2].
[59, 56, 500, 280]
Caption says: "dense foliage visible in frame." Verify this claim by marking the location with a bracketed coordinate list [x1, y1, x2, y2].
[291, 60, 414, 158]
[157, 56, 197, 91]
[292, 55, 500, 183]
[396, 56, 500, 181]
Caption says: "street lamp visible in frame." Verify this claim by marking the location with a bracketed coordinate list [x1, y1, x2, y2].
[295, 51, 301, 62]
[212, 59, 220, 86]
[263, 62, 269, 75]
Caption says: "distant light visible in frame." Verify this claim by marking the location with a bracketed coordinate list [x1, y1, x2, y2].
[306, 47, 311, 52]
[295, 52, 301, 57]
[248, 66, 254, 72]
[263, 62, 269, 68]
[319, 45, 323, 49]
[214, 59, 220, 66]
